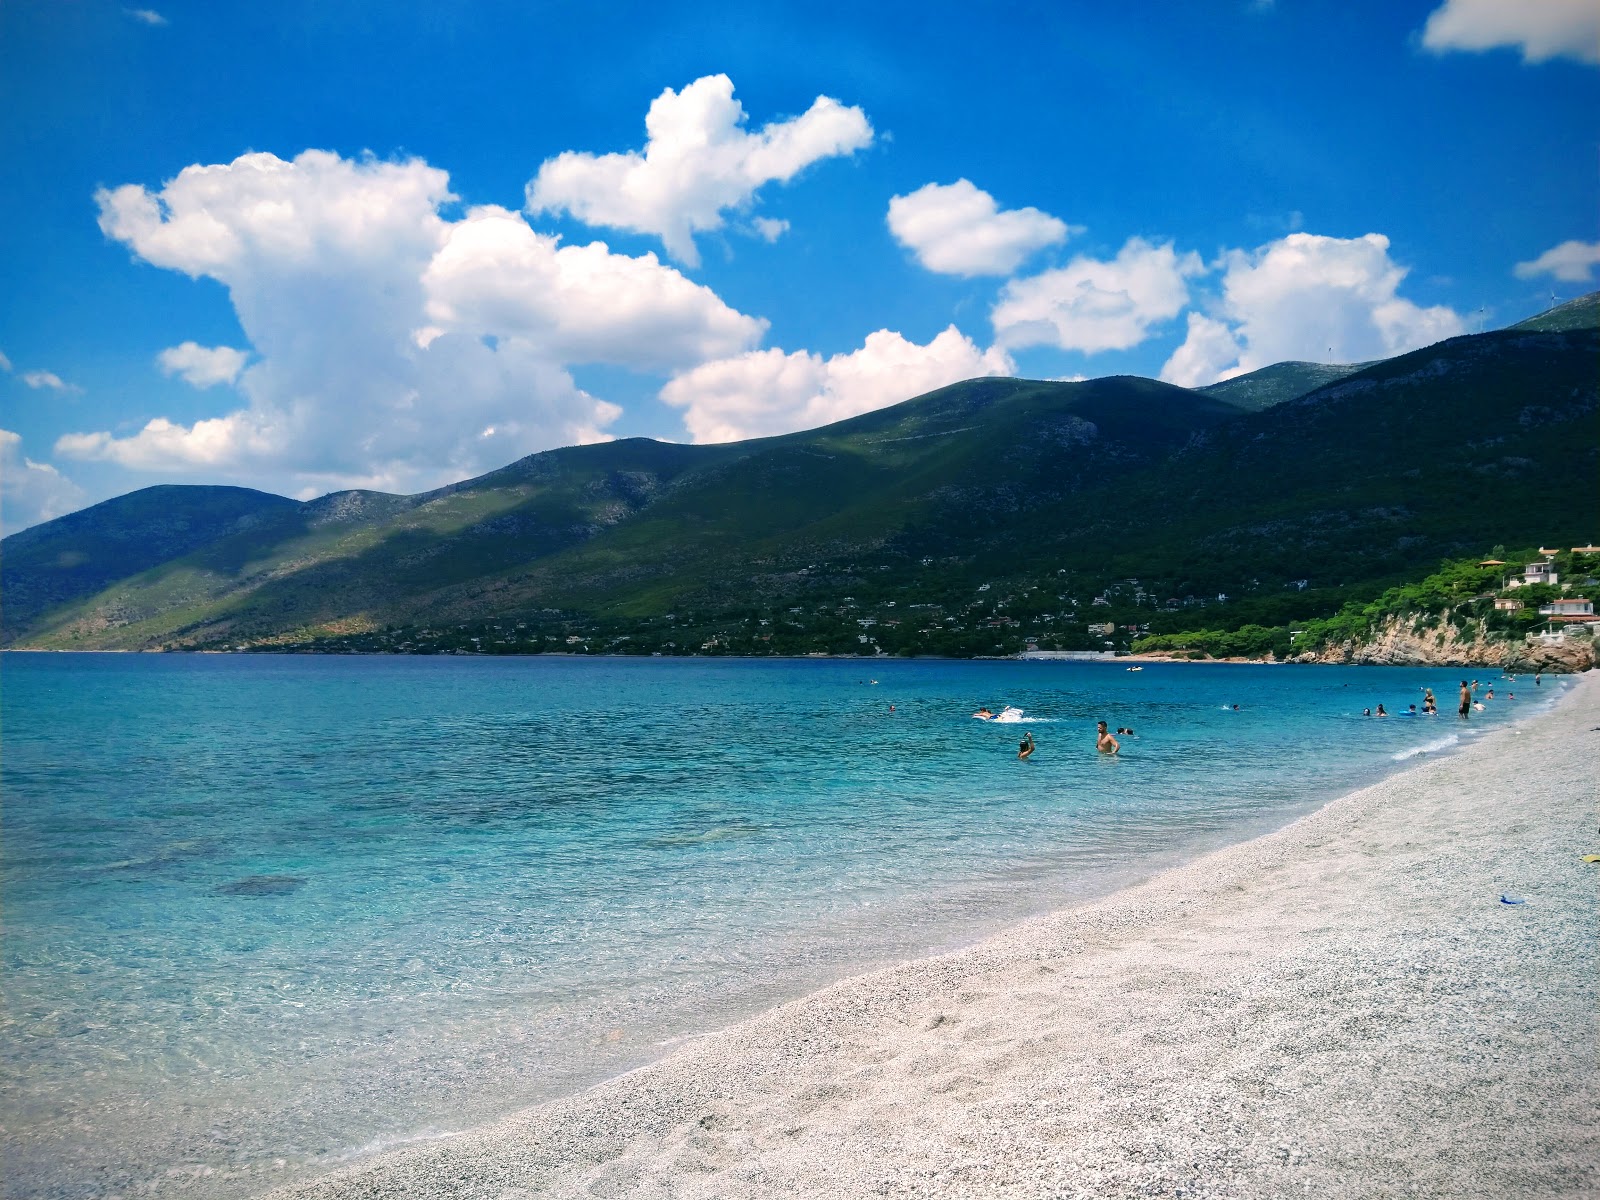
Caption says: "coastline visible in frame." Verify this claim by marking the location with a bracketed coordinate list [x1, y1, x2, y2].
[272, 672, 1598, 1199]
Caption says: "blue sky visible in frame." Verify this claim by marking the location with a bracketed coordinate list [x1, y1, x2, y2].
[2, 0, 1596, 532]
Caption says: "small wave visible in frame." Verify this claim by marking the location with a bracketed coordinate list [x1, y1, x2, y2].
[1392, 734, 1459, 761]
[334, 1127, 465, 1163]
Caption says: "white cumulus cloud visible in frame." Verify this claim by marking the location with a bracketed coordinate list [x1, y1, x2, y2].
[158, 342, 249, 388]
[1513, 239, 1600, 283]
[1158, 232, 1466, 387]
[1421, 0, 1600, 64]
[65, 148, 767, 495]
[1, 429, 87, 535]
[660, 325, 1012, 444]
[124, 7, 168, 26]
[888, 179, 1073, 276]
[526, 74, 873, 266]
[21, 370, 81, 394]
[992, 238, 1202, 353]
[422, 206, 764, 370]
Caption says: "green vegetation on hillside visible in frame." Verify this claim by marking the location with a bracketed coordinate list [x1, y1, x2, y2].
[1196, 359, 1373, 411]
[3, 298, 1596, 656]
[1135, 548, 1600, 663]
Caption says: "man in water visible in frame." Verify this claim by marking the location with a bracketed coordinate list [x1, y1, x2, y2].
[1096, 721, 1120, 754]
[1458, 681, 1472, 720]
[1018, 732, 1036, 760]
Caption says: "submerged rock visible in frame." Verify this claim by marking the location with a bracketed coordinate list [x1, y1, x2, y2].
[215, 875, 306, 897]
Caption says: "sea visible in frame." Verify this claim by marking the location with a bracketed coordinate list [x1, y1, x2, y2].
[0, 653, 1569, 1198]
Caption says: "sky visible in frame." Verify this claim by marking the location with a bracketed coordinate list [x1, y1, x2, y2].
[1, 0, 1597, 533]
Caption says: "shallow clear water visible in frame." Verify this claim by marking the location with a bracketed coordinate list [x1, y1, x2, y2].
[0, 653, 1565, 1197]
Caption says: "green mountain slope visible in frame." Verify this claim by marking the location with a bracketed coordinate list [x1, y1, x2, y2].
[1509, 289, 1599, 333]
[4, 307, 1595, 655]
[0, 485, 299, 635]
[1198, 360, 1375, 411]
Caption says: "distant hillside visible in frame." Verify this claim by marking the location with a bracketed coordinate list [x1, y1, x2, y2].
[4, 296, 1595, 656]
[1509, 289, 1599, 333]
[0, 485, 299, 635]
[1198, 360, 1374, 411]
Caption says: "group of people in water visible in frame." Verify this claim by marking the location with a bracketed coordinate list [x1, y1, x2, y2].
[973, 706, 1125, 758]
[1360, 672, 1537, 720]
[979, 669, 1545, 762]
[1013, 723, 1122, 759]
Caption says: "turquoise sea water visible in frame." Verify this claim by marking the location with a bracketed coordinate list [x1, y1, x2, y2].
[1, 653, 1569, 1198]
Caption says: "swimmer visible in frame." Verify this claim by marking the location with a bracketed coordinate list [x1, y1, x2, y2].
[1406, 704, 1418, 715]
[1376, 704, 1388, 717]
[1096, 721, 1120, 754]
[1363, 708, 1372, 716]
[974, 707, 995, 720]
[1018, 732, 1036, 760]
[1485, 687, 1494, 701]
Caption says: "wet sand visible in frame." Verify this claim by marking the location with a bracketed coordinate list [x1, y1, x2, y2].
[276, 674, 1598, 1199]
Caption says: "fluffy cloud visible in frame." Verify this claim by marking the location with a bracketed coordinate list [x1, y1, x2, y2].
[1421, 0, 1600, 64]
[21, 370, 81, 394]
[750, 217, 790, 243]
[1, 429, 87, 535]
[421, 206, 764, 369]
[1513, 239, 1600, 283]
[888, 180, 1072, 276]
[158, 342, 248, 388]
[660, 325, 1012, 443]
[527, 74, 873, 266]
[1159, 232, 1465, 387]
[65, 149, 767, 495]
[124, 7, 167, 25]
[992, 238, 1202, 353]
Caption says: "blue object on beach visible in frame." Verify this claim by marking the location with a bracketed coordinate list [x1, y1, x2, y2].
[1500, 894, 1527, 905]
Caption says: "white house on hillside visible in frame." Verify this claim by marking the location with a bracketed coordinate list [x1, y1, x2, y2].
[1538, 597, 1593, 619]
[1521, 560, 1558, 586]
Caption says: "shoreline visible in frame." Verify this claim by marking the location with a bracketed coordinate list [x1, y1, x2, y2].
[272, 673, 1598, 1199]
[5, 647, 1589, 674]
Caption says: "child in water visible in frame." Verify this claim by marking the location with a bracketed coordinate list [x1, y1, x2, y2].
[1018, 732, 1036, 760]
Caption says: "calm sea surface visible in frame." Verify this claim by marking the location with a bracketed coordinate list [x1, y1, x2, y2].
[0, 653, 1567, 1198]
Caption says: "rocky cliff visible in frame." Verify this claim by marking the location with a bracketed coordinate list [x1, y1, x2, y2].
[1295, 613, 1594, 672]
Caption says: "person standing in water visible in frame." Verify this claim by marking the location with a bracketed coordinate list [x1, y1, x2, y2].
[1096, 721, 1120, 754]
[1018, 732, 1036, 760]
[1458, 680, 1472, 720]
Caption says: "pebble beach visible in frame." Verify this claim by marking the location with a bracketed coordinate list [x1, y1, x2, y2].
[272, 673, 1598, 1199]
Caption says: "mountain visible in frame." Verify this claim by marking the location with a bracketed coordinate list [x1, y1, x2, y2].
[1510, 289, 1600, 333]
[0, 485, 299, 636]
[3, 303, 1596, 655]
[1197, 360, 1374, 411]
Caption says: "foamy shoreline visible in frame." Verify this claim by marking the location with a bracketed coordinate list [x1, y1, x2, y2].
[277, 675, 1597, 1199]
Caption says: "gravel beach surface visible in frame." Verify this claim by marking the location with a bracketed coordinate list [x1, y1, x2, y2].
[276, 674, 1598, 1200]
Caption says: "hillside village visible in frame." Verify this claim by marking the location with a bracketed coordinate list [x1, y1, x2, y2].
[1133, 546, 1598, 669]
[218, 546, 1598, 668]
